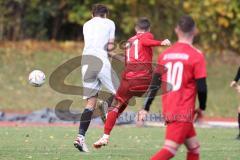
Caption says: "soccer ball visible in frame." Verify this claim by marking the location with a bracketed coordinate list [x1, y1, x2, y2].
[28, 70, 46, 87]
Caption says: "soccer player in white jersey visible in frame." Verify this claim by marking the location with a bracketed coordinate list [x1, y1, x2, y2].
[74, 4, 120, 152]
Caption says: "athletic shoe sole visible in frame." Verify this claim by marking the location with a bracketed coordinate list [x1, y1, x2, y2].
[74, 142, 84, 152]
[93, 143, 107, 149]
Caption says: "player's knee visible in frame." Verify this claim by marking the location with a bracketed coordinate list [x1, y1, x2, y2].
[150, 145, 177, 160]
[238, 106, 240, 113]
[85, 105, 95, 110]
[108, 105, 122, 115]
[187, 144, 200, 154]
[86, 97, 97, 108]
[108, 99, 126, 114]
[108, 106, 120, 113]
[163, 144, 178, 156]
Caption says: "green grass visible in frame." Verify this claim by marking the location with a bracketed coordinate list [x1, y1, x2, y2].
[0, 49, 239, 118]
[0, 126, 239, 160]
[0, 50, 82, 112]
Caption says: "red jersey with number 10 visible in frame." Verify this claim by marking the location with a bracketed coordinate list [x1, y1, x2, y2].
[158, 42, 207, 122]
[124, 32, 162, 79]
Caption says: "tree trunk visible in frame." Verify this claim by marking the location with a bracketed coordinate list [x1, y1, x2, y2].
[0, 15, 4, 40]
[51, 0, 67, 40]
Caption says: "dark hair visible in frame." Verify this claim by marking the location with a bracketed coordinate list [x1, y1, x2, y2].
[92, 4, 109, 17]
[136, 17, 151, 31]
[178, 15, 195, 33]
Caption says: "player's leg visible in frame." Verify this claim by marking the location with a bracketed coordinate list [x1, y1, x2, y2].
[151, 122, 186, 160]
[237, 106, 240, 139]
[93, 78, 130, 148]
[99, 62, 120, 94]
[151, 122, 195, 160]
[79, 97, 97, 137]
[184, 137, 200, 160]
[79, 64, 102, 137]
[97, 94, 115, 123]
[184, 122, 199, 160]
[101, 77, 130, 137]
[97, 63, 120, 122]
[93, 78, 149, 148]
[74, 65, 101, 152]
[93, 99, 128, 148]
[74, 97, 97, 152]
[104, 99, 127, 135]
[151, 140, 179, 160]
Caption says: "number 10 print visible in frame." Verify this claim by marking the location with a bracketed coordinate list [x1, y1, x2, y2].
[165, 61, 183, 91]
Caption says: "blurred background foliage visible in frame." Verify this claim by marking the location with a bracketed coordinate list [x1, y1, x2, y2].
[0, 0, 240, 54]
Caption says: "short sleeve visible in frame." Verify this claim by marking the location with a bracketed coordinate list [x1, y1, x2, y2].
[109, 21, 115, 40]
[194, 54, 207, 79]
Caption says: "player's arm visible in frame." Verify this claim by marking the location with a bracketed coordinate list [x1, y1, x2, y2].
[195, 77, 207, 122]
[141, 38, 171, 47]
[143, 72, 161, 111]
[234, 67, 240, 82]
[136, 71, 161, 122]
[193, 53, 208, 121]
[108, 51, 125, 62]
[139, 65, 163, 114]
[106, 22, 125, 62]
[107, 40, 125, 62]
[196, 78, 207, 110]
[230, 67, 240, 87]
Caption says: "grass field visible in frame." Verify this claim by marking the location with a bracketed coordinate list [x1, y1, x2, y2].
[0, 126, 240, 160]
[0, 44, 239, 118]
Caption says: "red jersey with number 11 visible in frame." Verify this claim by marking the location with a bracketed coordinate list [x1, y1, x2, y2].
[124, 32, 162, 79]
[158, 42, 207, 122]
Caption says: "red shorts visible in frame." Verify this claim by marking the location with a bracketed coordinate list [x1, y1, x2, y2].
[115, 78, 150, 104]
[165, 122, 196, 144]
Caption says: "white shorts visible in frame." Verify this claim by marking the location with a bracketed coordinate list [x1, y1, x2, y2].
[81, 56, 119, 99]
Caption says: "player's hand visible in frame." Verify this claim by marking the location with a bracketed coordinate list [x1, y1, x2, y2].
[135, 109, 148, 127]
[194, 108, 204, 123]
[161, 39, 171, 46]
[138, 109, 148, 121]
[230, 81, 237, 88]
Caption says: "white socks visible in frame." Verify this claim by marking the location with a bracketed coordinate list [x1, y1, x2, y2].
[103, 134, 110, 139]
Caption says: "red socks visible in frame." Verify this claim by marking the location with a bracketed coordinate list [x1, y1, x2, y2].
[104, 104, 127, 135]
[187, 145, 200, 160]
[104, 109, 119, 135]
[151, 149, 175, 160]
[187, 152, 199, 160]
[150, 148, 200, 160]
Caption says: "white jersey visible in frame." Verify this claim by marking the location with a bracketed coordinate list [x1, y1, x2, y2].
[81, 17, 119, 99]
[83, 17, 115, 60]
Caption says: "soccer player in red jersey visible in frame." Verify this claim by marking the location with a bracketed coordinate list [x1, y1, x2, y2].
[139, 15, 207, 160]
[93, 17, 171, 148]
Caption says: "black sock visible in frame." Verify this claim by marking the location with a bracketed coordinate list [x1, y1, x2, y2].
[79, 108, 94, 136]
[238, 112, 240, 135]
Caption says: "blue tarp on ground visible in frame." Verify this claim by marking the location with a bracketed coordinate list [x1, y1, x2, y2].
[0, 108, 162, 125]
